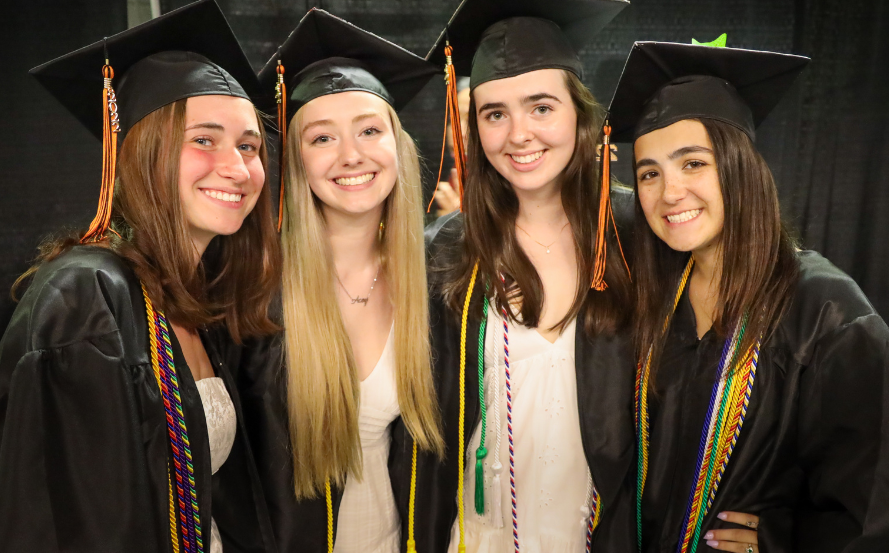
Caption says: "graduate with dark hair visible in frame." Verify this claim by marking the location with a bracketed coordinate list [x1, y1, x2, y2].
[410, 1, 639, 551]
[610, 39, 889, 553]
[0, 2, 281, 551]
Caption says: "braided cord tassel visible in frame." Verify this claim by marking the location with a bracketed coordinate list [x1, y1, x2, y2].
[82, 63, 120, 243]
[475, 291, 490, 515]
[407, 441, 419, 553]
[143, 286, 181, 553]
[326, 479, 334, 553]
[457, 262, 480, 553]
[498, 273, 519, 552]
[275, 61, 287, 232]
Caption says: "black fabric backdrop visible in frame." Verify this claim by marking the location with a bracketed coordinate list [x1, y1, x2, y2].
[1, 0, 887, 334]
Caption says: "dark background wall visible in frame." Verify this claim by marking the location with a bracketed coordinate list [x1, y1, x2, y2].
[1, 0, 887, 334]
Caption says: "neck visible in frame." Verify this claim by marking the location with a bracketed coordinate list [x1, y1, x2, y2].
[514, 181, 567, 229]
[190, 233, 213, 268]
[324, 205, 382, 275]
[692, 241, 721, 287]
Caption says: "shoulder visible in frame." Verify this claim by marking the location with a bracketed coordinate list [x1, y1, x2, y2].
[12, 246, 143, 350]
[776, 250, 885, 362]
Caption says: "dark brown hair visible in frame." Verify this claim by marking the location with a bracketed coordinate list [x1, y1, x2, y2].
[440, 71, 630, 335]
[14, 99, 281, 343]
[633, 118, 799, 386]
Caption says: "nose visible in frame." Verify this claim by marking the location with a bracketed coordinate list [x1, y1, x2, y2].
[662, 171, 687, 204]
[507, 113, 532, 146]
[338, 135, 363, 167]
[216, 146, 251, 183]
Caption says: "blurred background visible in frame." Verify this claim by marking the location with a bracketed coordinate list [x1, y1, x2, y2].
[1, 0, 887, 333]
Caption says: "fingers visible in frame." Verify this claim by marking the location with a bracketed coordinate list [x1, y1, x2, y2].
[705, 528, 757, 543]
[705, 540, 757, 553]
[717, 511, 760, 528]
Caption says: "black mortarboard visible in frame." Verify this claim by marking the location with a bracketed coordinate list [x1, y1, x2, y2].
[427, 0, 629, 89]
[608, 41, 810, 143]
[28, 0, 258, 243]
[257, 8, 438, 118]
[30, 0, 258, 139]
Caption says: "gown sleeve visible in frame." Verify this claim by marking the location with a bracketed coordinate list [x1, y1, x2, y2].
[794, 311, 889, 552]
[0, 260, 163, 553]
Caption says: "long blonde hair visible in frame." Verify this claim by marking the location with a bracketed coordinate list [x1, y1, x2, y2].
[281, 102, 444, 499]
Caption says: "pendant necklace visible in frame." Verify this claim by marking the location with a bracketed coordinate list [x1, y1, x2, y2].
[335, 261, 381, 306]
[515, 221, 570, 254]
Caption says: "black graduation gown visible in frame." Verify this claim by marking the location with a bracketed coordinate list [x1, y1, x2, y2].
[642, 251, 889, 553]
[225, 331, 351, 553]
[395, 184, 639, 553]
[0, 246, 277, 553]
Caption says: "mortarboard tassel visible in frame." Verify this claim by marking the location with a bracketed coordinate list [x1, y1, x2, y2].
[428, 41, 467, 213]
[590, 121, 630, 290]
[276, 61, 287, 233]
[81, 62, 120, 243]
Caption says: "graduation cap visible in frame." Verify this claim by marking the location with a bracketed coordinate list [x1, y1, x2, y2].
[257, 8, 438, 230]
[28, 0, 259, 243]
[607, 40, 811, 143]
[427, 0, 629, 89]
[426, 0, 630, 290]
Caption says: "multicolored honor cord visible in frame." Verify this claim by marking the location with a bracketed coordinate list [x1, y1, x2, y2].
[142, 284, 204, 553]
[634, 257, 760, 553]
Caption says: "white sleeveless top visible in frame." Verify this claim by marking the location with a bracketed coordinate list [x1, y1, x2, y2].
[334, 326, 401, 553]
[449, 309, 594, 553]
[195, 377, 237, 553]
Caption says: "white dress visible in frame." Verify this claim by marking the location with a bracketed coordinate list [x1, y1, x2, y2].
[195, 377, 237, 553]
[334, 326, 401, 553]
[448, 309, 595, 553]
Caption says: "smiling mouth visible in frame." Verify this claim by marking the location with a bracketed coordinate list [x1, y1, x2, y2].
[334, 172, 376, 186]
[509, 151, 544, 164]
[666, 209, 702, 224]
[203, 189, 243, 203]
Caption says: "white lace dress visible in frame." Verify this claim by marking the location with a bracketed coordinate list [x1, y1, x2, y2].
[334, 327, 401, 553]
[448, 310, 595, 553]
[196, 377, 237, 553]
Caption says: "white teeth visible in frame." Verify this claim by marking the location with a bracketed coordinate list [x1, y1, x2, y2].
[666, 209, 702, 224]
[335, 173, 375, 186]
[203, 189, 242, 203]
[510, 151, 544, 164]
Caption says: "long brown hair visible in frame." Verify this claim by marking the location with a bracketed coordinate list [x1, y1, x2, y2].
[280, 103, 444, 499]
[440, 70, 630, 335]
[14, 99, 281, 343]
[633, 119, 799, 387]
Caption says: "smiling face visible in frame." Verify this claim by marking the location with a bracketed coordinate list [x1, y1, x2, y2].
[472, 69, 577, 196]
[634, 119, 725, 256]
[179, 94, 264, 254]
[298, 91, 398, 219]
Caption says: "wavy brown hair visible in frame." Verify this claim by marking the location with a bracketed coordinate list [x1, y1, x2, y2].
[440, 71, 631, 335]
[633, 119, 799, 388]
[14, 99, 281, 343]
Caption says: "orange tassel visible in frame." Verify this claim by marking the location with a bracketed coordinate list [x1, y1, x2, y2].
[276, 61, 287, 233]
[590, 122, 630, 290]
[81, 63, 120, 243]
[427, 42, 467, 213]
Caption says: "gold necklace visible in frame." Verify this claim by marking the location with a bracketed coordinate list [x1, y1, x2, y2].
[335, 261, 381, 306]
[515, 221, 570, 254]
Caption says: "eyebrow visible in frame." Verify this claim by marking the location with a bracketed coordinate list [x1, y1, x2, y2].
[635, 145, 714, 169]
[522, 92, 562, 104]
[301, 112, 384, 135]
[185, 122, 261, 139]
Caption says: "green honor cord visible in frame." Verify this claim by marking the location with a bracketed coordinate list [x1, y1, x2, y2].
[475, 289, 489, 515]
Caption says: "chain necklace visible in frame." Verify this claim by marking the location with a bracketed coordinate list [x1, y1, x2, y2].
[335, 261, 381, 306]
[515, 221, 570, 254]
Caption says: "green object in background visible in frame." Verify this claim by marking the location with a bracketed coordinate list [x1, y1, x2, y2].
[692, 33, 727, 47]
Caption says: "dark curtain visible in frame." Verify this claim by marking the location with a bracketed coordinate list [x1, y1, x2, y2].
[1, 0, 887, 335]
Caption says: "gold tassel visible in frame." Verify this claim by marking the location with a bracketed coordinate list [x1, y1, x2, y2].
[81, 62, 120, 243]
[276, 60, 287, 233]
